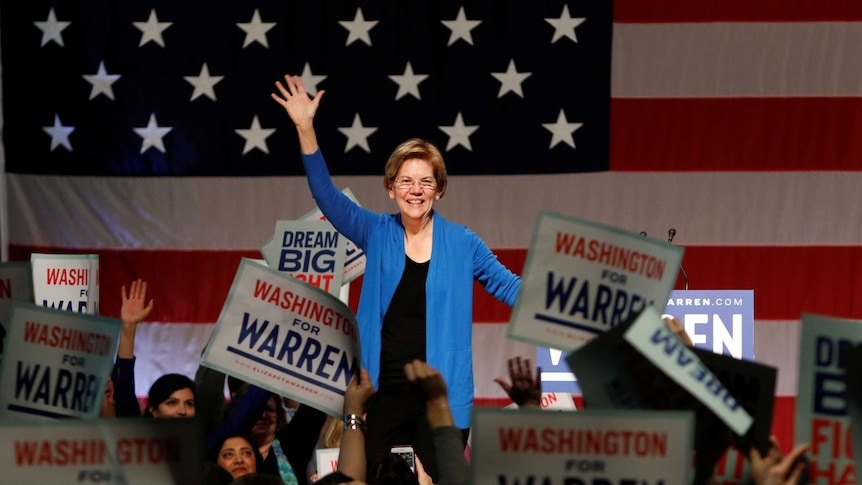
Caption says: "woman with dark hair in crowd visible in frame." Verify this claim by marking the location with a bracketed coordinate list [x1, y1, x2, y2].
[206, 434, 267, 484]
[143, 373, 195, 418]
[204, 382, 325, 485]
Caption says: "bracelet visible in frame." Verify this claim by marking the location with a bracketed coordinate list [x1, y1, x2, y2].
[343, 413, 366, 433]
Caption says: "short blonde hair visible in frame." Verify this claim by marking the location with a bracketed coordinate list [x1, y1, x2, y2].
[383, 138, 448, 199]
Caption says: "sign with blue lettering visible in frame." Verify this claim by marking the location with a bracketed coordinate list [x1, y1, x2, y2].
[260, 220, 347, 297]
[663, 290, 754, 360]
[0, 418, 202, 484]
[794, 313, 862, 485]
[201, 258, 361, 417]
[0, 301, 120, 421]
[30, 253, 99, 316]
[843, 343, 862, 482]
[567, 307, 753, 437]
[471, 407, 693, 485]
[510, 211, 683, 352]
[623, 307, 753, 436]
[260, 188, 366, 284]
[537, 289, 755, 393]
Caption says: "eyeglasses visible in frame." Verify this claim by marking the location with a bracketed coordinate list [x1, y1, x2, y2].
[394, 177, 436, 190]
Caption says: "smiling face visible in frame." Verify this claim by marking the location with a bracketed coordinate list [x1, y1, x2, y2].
[388, 158, 441, 223]
[150, 388, 195, 418]
[217, 437, 257, 479]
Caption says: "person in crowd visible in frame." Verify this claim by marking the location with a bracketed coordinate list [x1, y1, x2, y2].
[143, 372, 195, 418]
[335, 368, 375, 482]
[100, 278, 154, 418]
[271, 73, 521, 482]
[402, 360, 469, 485]
[204, 380, 326, 485]
[365, 454, 421, 485]
[207, 434, 267, 484]
[283, 397, 301, 424]
[307, 416, 345, 482]
[229, 473, 287, 485]
[333, 361, 466, 485]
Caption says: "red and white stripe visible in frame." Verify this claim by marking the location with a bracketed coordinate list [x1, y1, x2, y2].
[6, 0, 862, 451]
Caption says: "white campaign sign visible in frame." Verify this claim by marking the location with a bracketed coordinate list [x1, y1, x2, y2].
[509, 211, 683, 351]
[0, 301, 120, 421]
[201, 258, 361, 417]
[471, 407, 693, 485]
[0, 418, 202, 484]
[315, 447, 340, 479]
[30, 253, 100, 315]
[260, 220, 348, 297]
[260, 188, 366, 284]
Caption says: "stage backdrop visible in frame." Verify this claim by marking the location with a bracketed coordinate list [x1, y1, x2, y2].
[4, 1, 862, 453]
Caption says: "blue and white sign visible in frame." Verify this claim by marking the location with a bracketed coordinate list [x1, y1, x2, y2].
[538, 289, 754, 393]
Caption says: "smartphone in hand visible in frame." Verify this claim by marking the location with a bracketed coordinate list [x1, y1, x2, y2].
[390, 445, 415, 473]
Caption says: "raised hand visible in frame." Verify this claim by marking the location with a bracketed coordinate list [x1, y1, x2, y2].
[344, 367, 375, 416]
[404, 359, 448, 403]
[121, 278, 154, 325]
[494, 357, 542, 408]
[271, 74, 324, 129]
[748, 437, 810, 485]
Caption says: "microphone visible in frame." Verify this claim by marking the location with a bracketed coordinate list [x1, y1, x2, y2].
[667, 228, 689, 290]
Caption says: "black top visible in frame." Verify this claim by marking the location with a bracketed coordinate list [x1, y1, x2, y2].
[378, 255, 429, 390]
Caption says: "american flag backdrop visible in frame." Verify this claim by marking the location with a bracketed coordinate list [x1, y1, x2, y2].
[3, 0, 862, 451]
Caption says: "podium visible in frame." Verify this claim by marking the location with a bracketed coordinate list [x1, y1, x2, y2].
[536, 289, 754, 393]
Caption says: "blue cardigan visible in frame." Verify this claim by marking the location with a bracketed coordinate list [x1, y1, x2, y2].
[301, 149, 521, 428]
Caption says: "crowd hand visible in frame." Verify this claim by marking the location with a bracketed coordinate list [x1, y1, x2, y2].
[344, 368, 375, 416]
[414, 454, 433, 485]
[403, 360, 448, 402]
[748, 437, 810, 485]
[494, 357, 542, 408]
[271, 74, 324, 128]
[121, 278, 154, 325]
[662, 316, 693, 347]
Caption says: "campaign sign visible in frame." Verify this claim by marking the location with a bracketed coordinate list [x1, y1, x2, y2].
[510, 211, 683, 352]
[692, 348, 776, 456]
[843, 343, 862, 481]
[471, 407, 693, 485]
[538, 289, 755, 394]
[0, 262, 34, 366]
[567, 307, 753, 436]
[201, 258, 361, 417]
[260, 220, 348, 297]
[623, 307, 753, 436]
[260, 188, 366, 284]
[314, 447, 340, 480]
[31, 253, 99, 315]
[664, 290, 754, 360]
[503, 392, 578, 411]
[0, 301, 120, 421]
[0, 418, 202, 484]
[794, 313, 862, 485]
